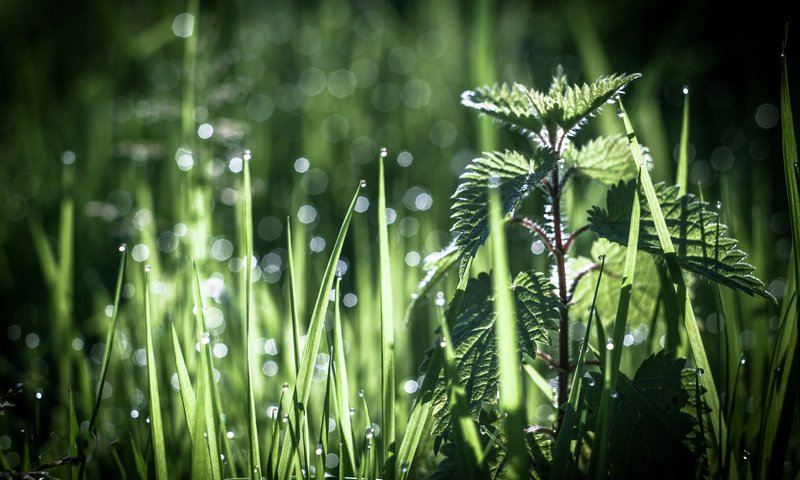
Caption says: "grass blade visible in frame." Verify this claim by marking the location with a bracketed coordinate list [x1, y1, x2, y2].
[144, 266, 168, 480]
[131, 433, 147, 480]
[171, 323, 197, 439]
[676, 86, 691, 196]
[78, 244, 127, 478]
[287, 219, 302, 377]
[276, 181, 365, 479]
[395, 256, 473, 479]
[487, 182, 527, 479]
[241, 149, 262, 479]
[332, 276, 357, 474]
[378, 150, 397, 478]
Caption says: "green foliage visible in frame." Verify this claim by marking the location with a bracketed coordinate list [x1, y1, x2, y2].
[451, 149, 556, 258]
[563, 134, 640, 185]
[431, 271, 560, 435]
[588, 180, 773, 300]
[462, 72, 641, 142]
[585, 352, 706, 479]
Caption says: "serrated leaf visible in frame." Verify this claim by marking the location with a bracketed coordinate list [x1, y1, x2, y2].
[432, 271, 560, 435]
[585, 351, 705, 479]
[451, 149, 556, 258]
[461, 84, 546, 139]
[588, 181, 773, 300]
[559, 73, 641, 134]
[563, 134, 640, 185]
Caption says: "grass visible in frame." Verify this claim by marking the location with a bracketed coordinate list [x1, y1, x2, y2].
[0, 2, 797, 479]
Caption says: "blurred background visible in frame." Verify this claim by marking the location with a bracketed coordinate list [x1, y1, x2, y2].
[0, 0, 796, 475]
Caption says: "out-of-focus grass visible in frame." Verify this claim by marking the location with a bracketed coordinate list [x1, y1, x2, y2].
[0, 0, 796, 478]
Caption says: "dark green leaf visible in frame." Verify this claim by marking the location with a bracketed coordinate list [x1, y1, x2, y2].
[585, 351, 705, 479]
[588, 181, 773, 300]
[451, 149, 556, 258]
[432, 271, 560, 435]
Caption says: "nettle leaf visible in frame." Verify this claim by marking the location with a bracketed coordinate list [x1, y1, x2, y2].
[460, 84, 546, 139]
[588, 181, 773, 300]
[568, 239, 663, 328]
[432, 271, 560, 435]
[451, 149, 557, 258]
[515, 72, 641, 139]
[563, 134, 641, 186]
[585, 351, 706, 479]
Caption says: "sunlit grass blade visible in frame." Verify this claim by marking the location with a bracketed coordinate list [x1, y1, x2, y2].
[758, 39, 800, 479]
[377, 150, 397, 478]
[78, 244, 127, 478]
[436, 283, 484, 479]
[68, 388, 79, 480]
[171, 323, 197, 438]
[588, 101, 643, 480]
[487, 182, 527, 479]
[144, 266, 168, 480]
[615, 98, 727, 471]
[332, 276, 357, 474]
[276, 181, 364, 480]
[191, 262, 222, 480]
[552, 255, 606, 480]
[241, 149, 262, 479]
[676, 86, 690, 195]
[395, 256, 473, 480]
[287, 219, 302, 376]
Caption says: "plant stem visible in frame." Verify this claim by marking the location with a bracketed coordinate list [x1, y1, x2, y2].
[550, 164, 570, 427]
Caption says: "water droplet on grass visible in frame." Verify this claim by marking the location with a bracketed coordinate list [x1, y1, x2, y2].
[359, 179, 367, 188]
[144, 264, 151, 273]
[682, 85, 689, 95]
[349, 407, 356, 416]
[119, 243, 127, 252]
[380, 147, 388, 158]
[616, 108, 624, 118]
[358, 389, 365, 398]
[282, 382, 289, 392]
[315, 444, 323, 455]
[243, 149, 252, 162]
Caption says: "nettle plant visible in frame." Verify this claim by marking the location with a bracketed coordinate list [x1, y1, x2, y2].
[411, 70, 773, 478]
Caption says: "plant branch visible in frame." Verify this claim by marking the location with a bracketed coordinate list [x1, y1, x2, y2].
[564, 224, 591, 253]
[550, 162, 570, 429]
[510, 216, 555, 252]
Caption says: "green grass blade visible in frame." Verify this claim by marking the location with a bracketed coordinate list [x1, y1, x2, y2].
[759, 40, 800, 479]
[676, 86, 690, 196]
[241, 150, 262, 479]
[395, 256, 473, 480]
[332, 276, 357, 475]
[488, 182, 527, 479]
[378, 150, 397, 478]
[78, 244, 127, 478]
[276, 181, 364, 479]
[287, 219, 302, 376]
[171, 323, 197, 438]
[437, 278, 484, 479]
[131, 433, 147, 480]
[616, 98, 727, 470]
[588, 102, 643, 480]
[68, 388, 79, 480]
[552, 255, 606, 480]
[144, 266, 168, 480]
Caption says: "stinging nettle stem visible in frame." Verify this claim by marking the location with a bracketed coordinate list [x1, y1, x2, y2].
[549, 158, 570, 428]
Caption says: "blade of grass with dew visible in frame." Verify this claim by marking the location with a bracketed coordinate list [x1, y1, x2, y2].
[77, 244, 127, 478]
[241, 149, 262, 479]
[191, 262, 222, 480]
[552, 255, 606, 480]
[394, 256, 473, 480]
[171, 323, 197, 438]
[144, 266, 168, 480]
[276, 181, 365, 480]
[617, 98, 727, 471]
[676, 86, 690, 195]
[759, 39, 800, 479]
[488, 182, 527, 480]
[332, 275, 357, 475]
[437, 290, 484, 479]
[587, 120, 642, 480]
[378, 150, 397, 478]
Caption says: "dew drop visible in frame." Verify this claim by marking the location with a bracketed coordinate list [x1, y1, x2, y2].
[315, 444, 323, 455]
[119, 243, 127, 252]
[35, 391, 43, 400]
[243, 149, 252, 162]
[144, 264, 152, 273]
[282, 413, 290, 423]
[742, 449, 751, 461]
[380, 147, 388, 158]
[606, 340, 615, 351]
[359, 179, 367, 188]
[349, 407, 356, 416]
[200, 332, 210, 345]
[282, 382, 290, 392]
[740, 357, 747, 365]
[697, 368, 705, 376]
[682, 85, 689, 95]
[439, 337, 447, 348]
[611, 390, 619, 400]
[715, 200, 722, 210]
[616, 108, 624, 118]
[401, 464, 409, 474]
[434, 291, 445, 307]
[358, 389, 365, 398]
